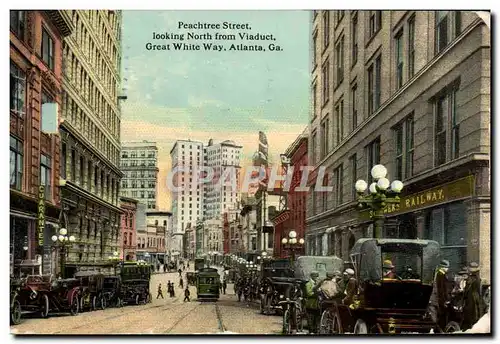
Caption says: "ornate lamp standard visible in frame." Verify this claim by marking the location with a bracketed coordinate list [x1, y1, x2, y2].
[108, 251, 120, 275]
[355, 164, 404, 239]
[51, 228, 75, 279]
[281, 230, 304, 263]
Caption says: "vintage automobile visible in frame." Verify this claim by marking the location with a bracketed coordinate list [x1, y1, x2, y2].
[319, 238, 441, 334]
[102, 276, 123, 308]
[120, 262, 152, 305]
[18, 275, 80, 317]
[10, 278, 23, 325]
[74, 271, 106, 311]
[259, 258, 294, 315]
[196, 267, 220, 301]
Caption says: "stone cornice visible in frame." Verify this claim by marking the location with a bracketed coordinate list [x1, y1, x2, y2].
[44, 10, 74, 37]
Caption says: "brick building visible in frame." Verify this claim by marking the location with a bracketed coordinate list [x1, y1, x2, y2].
[307, 11, 490, 280]
[10, 10, 73, 276]
[120, 196, 138, 261]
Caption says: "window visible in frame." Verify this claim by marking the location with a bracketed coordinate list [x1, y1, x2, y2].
[10, 62, 26, 116]
[61, 142, 67, 179]
[322, 60, 330, 105]
[312, 83, 317, 120]
[40, 154, 52, 200]
[334, 164, 343, 205]
[405, 116, 415, 178]
[367, 56, 381, 114]
[366, 138, 380, 183]
[311, 131, 317, 165]
[322, 11, 330, 49]
[351, 83, 358, 130]
[320, 117, 329, 159]
[41, 29, 55, 70]
[408, 16, 415, 78]
[395, 30, 404, 89]
[335, 99, 344, 145]
[369, 11, 382, 38]
[351, 13, 358, 65]
[71, 150, 76, 181]
[321, 174, 328, 212]
[434, 88, 459, 166]
[335, 36, 344, 86]
[435, 11, 461, 54]
[312, 31, 318, 68]
[349, 154, 357, 200]
[10, 136, 23, 191]
[10, 10, 25, 38]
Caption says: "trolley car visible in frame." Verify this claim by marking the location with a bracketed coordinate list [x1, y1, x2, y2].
[196, 268, 220, 301]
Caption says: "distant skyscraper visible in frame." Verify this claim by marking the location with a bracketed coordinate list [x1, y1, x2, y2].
[120, 141, 159, 210]
[203, 139, 242, 220]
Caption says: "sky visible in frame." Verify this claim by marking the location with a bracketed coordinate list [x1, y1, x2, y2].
[120, 10, 311, 210]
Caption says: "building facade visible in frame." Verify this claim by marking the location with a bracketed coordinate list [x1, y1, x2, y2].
[240, 195, 258, 253]
[120, 141, 159, 210]
[143, 211, 172, 264]
[10, 10, 73, 276]
[58, 10, 123, 275]
[170, 139, 204, 254]
[120, 196, 137, 261]
[273, 129, 309, 258]
[203, 139, 243, 220]
[307, 11, 490, 280]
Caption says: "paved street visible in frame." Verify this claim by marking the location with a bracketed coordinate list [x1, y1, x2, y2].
[11, 266, 282, 335]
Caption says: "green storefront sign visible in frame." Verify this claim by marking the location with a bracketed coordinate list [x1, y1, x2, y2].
[360, 175, 475, 219]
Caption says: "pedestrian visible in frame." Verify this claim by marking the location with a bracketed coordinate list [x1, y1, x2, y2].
[157, 283, 164, 299]
[305, 271, 320, 333]
[167, 281, 172, 297]
[222, 279, 227, 295]
[163, 264, 167, 273]
[184, 287, 191, 302]
[178, 268, 182, 277]
[179, 277, 184, 289]
[428, 260, 451, 331]
[187, 262, 190, 269]
[462, 262, 483, 330]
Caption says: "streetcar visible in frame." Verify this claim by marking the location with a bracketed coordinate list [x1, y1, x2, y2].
[195, 258, 206, 271]
[196, 268, 220, 301]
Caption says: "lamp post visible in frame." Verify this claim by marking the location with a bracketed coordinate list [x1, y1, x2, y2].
[355, 164, 404, 238]
[51, 228, 75, 279]
[108, 251, 120, 275]
[281, 230, 304, 263]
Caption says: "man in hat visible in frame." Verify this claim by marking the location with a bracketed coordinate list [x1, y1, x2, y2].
[343, 268, 357, 306]
[317, 272, 339, 300]
[462, 262, 482, 330]
[429, 259, 451, 331]
[383, 260, 397, 279]
[305, 271, 320, 333]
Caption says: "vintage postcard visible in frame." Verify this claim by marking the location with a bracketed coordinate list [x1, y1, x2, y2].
[8, 8, 491, 336]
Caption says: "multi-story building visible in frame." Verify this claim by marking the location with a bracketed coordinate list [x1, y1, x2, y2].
[58, 10, 123, 275]
[120, 196, 138, 261]
[143, 211, 172, 265]
[10, 10, 73, 276]
[205, 218, 223, 253]
[170, 139, 204, 254]
[120, 141, 159, 210]
[273, 129, 308, 258]
[307, 11, 490, 280]
[203, 139, 243, 220]
[239, 194, 257, 254]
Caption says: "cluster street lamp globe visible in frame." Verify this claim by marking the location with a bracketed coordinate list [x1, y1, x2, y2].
[355, 164, 404, 238]
[51, 228, 76, 278]
[281, 230, 304, 263]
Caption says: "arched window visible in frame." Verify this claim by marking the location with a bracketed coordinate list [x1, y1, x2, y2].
[129, 232, 132, 245]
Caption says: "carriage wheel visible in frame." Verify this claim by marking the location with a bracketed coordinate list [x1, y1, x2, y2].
[331, 310, 343, 334]
[70, 297, 79, 316]
[282, 308, 292, 334]
[147, 293, 153, 303]
[11, 300, 22, 325]
[319, 309, 333, 334]
[91, 296, 97, 311]
[445, 321, 461, 333]
[39, 294, 50, 318]
[135, 294, 140, 305]
[116, 297, 123, 308]
[354, 319, 368, 334]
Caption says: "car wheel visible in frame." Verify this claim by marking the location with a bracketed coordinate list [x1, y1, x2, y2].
[92, 296, 97, 311]
[100, 295, 106, 310]
[135, 294, 140, 305]
[445, 321, 461, 333]
[11, 300, 22, 325]
[39, 294, 49, 318]
[70, 297, 79, 316]
[354, 318, 368, 334]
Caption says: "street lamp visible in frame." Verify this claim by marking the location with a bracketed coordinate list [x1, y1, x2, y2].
[108, 251, 120, 275]
[51, 228, 75, 279]
[355, 164, 404, 238]
[144, 252, 150, 264]
[281, 230, 304, 263]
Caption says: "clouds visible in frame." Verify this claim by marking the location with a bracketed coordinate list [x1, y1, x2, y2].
[120, 10, 310, 210]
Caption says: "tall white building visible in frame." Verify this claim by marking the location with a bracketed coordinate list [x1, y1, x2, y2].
[120, 141, 158, 210]
[169, 140, 204, 238]
[203, 139, 242, 220]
